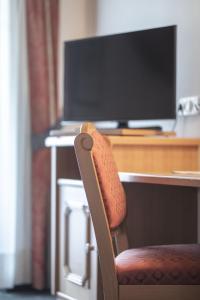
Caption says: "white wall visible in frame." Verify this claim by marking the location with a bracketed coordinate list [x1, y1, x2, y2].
[96, 0, 200, 136]
[58, 0, 97, 109]
[59, 0, 200, 136]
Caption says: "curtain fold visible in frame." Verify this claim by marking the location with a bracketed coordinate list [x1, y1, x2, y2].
[26, 0, 59, 290]
[0, 0, 31, 288]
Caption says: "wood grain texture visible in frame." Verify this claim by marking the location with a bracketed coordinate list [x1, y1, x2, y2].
[106, 136, 200, 173]
[108, 136, 200, 146]
[46, 135, 200, 172]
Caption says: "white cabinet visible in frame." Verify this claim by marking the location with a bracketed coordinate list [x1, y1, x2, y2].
[57, 179, 102, 300]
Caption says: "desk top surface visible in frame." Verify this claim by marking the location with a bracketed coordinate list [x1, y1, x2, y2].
[56, 172, 200, 188]
[45, 135, 200, 148]
[119, 172, 200, 187]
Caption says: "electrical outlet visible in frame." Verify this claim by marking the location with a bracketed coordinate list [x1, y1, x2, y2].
[178, 96, 200, 116]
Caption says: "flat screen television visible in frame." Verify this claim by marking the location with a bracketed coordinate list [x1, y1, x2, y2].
[63, 25, 176, 128]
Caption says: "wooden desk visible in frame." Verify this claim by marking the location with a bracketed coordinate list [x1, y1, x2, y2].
[46, 135, 200, 173]
[109, 136, 200, 172]
[45, 135, 200, 298]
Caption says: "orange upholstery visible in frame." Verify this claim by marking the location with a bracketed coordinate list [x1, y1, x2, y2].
[91, 130, 126, 229]
[115, 244, 200, 285]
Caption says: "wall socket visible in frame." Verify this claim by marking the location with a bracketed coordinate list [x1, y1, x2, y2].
[178, 96, 200, 116]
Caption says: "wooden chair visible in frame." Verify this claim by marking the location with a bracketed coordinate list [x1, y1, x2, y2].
[74, 123, 200, 300]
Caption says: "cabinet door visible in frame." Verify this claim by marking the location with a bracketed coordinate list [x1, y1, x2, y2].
[58, 180, 98, 300]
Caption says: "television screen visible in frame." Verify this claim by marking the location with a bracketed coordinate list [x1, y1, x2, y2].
[63, 26, 176, 124]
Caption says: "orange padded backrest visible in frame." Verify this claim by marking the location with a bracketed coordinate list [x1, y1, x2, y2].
[91, 130, 126, 229]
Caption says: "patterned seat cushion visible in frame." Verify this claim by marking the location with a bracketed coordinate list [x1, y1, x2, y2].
[91, 130, 126, 229]
[115, 244, 200, 285]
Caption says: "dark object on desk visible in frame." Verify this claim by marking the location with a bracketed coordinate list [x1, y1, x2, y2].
[74, 122, 200, 300]
[99, 128, 176, 136]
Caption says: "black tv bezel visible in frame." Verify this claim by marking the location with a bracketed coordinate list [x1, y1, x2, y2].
[63, 25, 177, 123]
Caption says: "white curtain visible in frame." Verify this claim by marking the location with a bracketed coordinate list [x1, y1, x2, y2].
[0, 0, 31, 288]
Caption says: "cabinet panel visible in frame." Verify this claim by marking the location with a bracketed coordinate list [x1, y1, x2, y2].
[58, 180, 97, 300]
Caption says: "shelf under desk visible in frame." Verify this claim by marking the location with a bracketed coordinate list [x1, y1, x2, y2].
[118, 171, 200, 254]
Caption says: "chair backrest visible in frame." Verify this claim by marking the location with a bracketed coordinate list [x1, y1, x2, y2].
[74, 123, 128, 299]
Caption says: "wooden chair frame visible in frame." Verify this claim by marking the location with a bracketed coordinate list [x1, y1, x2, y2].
[74, 123, 200, 300]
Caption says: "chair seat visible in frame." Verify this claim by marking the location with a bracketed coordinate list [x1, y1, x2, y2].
[115, 244, 200, 285]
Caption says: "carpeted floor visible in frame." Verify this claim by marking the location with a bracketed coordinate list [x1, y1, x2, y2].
[0, 290, 56, 300]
